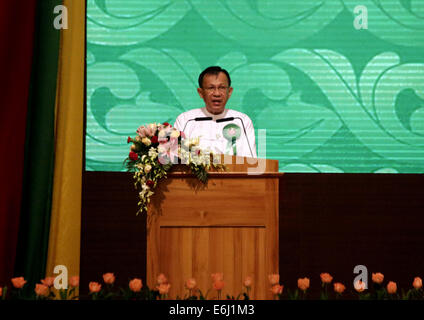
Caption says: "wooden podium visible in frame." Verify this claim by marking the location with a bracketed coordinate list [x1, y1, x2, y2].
[147, 156, 280, 299]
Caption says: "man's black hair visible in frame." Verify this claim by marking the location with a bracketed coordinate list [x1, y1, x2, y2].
[198, 66, 231, 88]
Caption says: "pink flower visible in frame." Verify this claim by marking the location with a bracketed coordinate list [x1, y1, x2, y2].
[145, 126, 153, 137]
[41, 277, 55, 287]
[136, 126, 147, 138]
[11, 277, 26, 289]
[158, 138, 179, 164]
[129, 278, 143, 292]
[69, 276, 79, 287]
[89, 282, 102, 293]
[35, 284, 49, 297]
[103, 273, 115, 285]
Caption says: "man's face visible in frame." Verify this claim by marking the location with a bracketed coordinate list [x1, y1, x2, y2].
[197, 72, 233, 115]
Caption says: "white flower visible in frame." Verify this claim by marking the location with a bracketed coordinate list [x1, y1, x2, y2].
[148, 147, 158, 159]
[158, 144, 167, 154]
[158, 130, 167, 138]
[170, 130, 180, 139]
[144, 164, 152, 173]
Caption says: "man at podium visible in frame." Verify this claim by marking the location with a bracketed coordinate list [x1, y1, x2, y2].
[173, 66, 257, 158]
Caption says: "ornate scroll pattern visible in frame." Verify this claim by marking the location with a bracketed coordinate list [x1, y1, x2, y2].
[87, 1, 424, 172]
[87, 0, 191, 46]
[189, 0, 344, 47]
[271, 49, 424, 166]
[343, 0, 424, 47]
[86, 48, 201, 170]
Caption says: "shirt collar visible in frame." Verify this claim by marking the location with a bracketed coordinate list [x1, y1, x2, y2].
[201, 107, 229, 121]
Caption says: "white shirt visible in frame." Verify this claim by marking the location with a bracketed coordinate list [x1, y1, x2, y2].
[173, 107, 257, 158]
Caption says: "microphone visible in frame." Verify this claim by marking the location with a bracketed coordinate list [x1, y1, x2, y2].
[215, 117, 234, 123]
[182, 117, 213, 132]
[215, 117, 254, 158]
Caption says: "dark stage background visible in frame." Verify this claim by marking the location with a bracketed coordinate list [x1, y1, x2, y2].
[80, 171, 424, 298]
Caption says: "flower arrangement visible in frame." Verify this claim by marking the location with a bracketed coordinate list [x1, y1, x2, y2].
[2, 272, 424, 300]
[125, 122, 225, 215]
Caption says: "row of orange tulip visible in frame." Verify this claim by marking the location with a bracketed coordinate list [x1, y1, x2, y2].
[2, 272, 423, 299]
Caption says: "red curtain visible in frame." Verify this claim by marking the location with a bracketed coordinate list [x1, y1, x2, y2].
[0, 1, 37, 284]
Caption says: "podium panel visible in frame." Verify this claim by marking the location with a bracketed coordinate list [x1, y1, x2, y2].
[147, 157, 280, 299]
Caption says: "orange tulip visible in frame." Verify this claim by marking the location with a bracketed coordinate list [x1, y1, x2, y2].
[387, 281, 397, 294]
[372, 272, 384, 284]
[333, 282, 346, 294]
[244, 276, 253, 288]
[211, 273, 224, 282]
[69, 276, 79, 287]
[89, 282, 102, 293]
[35, 284, 49, 297]
[157, 283, 171, 295]
[268, 274, 280, 286]
[213, 280, 225, 291]
[41, 277, 55, 287]
[413, 277, 422, 290]
[270, 284, 283, 295]
[354, 280, 366, 293]
[320, 273, 333, 284]
[157, 273, 168, 285]
[102, 273, 115, 285]
[185, 278, 196, 290]
[11, 277, 26, 289]
[298, 277, 310, 291]
[129, 278, 143, 292]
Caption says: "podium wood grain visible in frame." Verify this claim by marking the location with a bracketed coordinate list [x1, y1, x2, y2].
[147, 156, 280, 299]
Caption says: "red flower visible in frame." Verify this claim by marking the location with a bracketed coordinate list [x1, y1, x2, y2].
[151, 136, 158, 144]
[146, 180, 154, 188]
[163, 122, 170, 127]
[127, 136, 131, 143]
[129, 151, 138, 161]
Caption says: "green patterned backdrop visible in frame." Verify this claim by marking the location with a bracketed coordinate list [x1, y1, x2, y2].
[86, 0, 424, 173]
